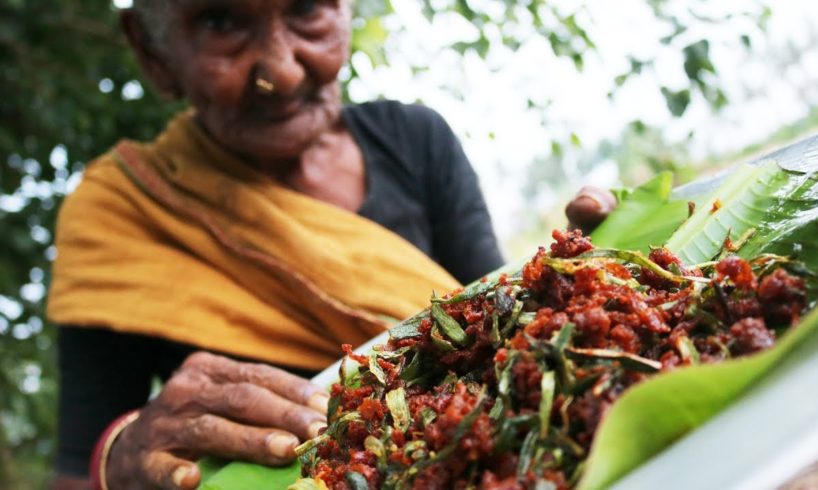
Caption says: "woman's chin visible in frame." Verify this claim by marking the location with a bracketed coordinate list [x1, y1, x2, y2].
[240, 137, 313, 162]
[223, 104, 340, 162]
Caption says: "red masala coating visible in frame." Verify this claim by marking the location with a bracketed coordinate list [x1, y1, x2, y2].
[303, 231, 810, 489]
[716, 256, 758, 290]
[610, 324, 641, 353]
[729, 317, 776, 355]
[759, 269, 806, 326]
[642, 248, 700, 288]
[358, 398, 386, 422]
[524, 308, 570, 341]
[550, 229, 594, 259]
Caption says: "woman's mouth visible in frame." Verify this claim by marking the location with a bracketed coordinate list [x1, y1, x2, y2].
[245, 83, 323, 123]
[251, 96, 311, 122]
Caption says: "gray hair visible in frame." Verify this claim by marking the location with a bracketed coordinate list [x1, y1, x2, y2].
[131, 0, 172, 47]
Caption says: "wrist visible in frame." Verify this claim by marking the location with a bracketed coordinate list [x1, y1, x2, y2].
[89, 410, 140, 490]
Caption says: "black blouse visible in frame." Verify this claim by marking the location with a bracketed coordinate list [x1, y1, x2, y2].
[56, 100, 504, 476]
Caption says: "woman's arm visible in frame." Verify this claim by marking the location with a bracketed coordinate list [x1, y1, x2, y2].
[55, 328, 329, 490]
[55, 328, 157, 484]
[52, 474, 90, 490]
[105, 352, 328, 490]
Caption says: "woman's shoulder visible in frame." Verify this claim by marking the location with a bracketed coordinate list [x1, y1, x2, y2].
[59, 151, 123, 207]
[54, 147, 146, 236]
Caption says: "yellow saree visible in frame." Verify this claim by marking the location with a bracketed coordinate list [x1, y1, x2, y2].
[47, 112, 460, 370]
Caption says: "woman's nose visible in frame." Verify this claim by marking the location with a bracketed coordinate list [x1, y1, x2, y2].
[256, 22, 305, 95]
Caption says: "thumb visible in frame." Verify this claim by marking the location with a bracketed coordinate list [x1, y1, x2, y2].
[565, 186, 617, 232]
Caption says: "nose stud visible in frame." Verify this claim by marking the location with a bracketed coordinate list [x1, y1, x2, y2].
[256, 78, 275, 95]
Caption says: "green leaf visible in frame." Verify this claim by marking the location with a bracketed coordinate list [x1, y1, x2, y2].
[431, 303, 470, 346]
[430, 325, 457, 352]
[351, 17, 389, 66]
[388, 312, 425, 340]
[368, 356, 387, 385]
[553, 322, 576, 351]
[683, 40, 716, 81]
[575, 249, 705, 285]
[433, 280, 497, 305]
[539, 372, 556, 439]
[666, 161, 818, 265]
[661, 87, 692, 117]
[198, 460, 301, 490]
[516, 429, 539, 478]
[676, 336, 700, 366]
[565, 348, 663, 373]
[364, 435, 386, 460]
[385, 388, 411, 432]
[345, 472, 369, 490]
[287, 478, 326, 490]
[591, 172, 689, 253]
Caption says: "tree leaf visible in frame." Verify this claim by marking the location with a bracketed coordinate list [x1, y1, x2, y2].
[661, 87, 692, 117]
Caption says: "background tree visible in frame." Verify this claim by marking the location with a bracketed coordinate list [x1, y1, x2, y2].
[1, 1, 815, 487]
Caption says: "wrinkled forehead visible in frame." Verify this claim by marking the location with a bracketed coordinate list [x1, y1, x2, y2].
[154, 0, 350, 8]
[133, 0, 295, 13]
[132, 0, 351, 44]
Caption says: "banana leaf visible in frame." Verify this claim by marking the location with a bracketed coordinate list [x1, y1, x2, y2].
[198, 459, 300, 490]
[665, 160, 818, 266]
[198, 149, 818, 489]
[590, 172, 690, 253]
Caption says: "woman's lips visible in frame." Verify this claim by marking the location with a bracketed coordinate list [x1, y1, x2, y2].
[248, 84, 321, 122]
[252, 96, 310, 122]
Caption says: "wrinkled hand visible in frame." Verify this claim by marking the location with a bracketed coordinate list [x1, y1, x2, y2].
[565, 186, 618, 234]
[106, 352, 329, 490]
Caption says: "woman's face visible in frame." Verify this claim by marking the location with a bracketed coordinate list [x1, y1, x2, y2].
[141, 0, 351, 162]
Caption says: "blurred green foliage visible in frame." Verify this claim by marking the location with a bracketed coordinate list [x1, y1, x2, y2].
[0, 0, 795, 488]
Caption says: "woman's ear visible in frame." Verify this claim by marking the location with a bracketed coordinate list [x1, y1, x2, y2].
[120, 9, 183, 100]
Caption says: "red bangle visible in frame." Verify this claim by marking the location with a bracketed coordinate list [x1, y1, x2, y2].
[89, 410, 140, 490]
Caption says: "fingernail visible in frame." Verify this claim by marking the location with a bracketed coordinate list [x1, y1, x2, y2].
[581, 188, 616, 213]
[308, 421, 328, 439]
[266, 433, 298, 457]
[172, 466, 191, 488]
[308, 392, 331, 414]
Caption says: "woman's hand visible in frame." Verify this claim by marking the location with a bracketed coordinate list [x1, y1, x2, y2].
[565, 186, 618, 234]
[106, 352, 329, 490]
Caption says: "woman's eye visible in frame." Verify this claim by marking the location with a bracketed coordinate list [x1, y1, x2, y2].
[289, 0, 320, 18]
[197, 8, 241, 32]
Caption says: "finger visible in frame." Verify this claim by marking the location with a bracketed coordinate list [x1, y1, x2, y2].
[184, 352, 330, 414]
[565, 186, 617, 229]
[176, 414, 300, 466]
[142, 451, 201, 490]
[199, 381, 327, 440]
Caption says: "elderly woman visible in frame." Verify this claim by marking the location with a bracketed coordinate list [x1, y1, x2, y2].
[49, 1, 613, 489]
